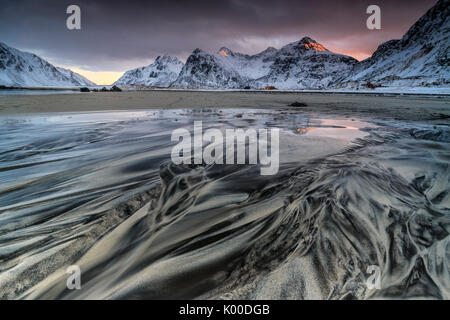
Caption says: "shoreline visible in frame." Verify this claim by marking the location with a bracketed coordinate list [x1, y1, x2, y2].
[0, 91, 449, 124]
[1, 86, 450, 96]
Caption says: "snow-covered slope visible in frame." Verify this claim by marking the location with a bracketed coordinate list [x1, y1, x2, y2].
[335, 0, 449, 89]
[114, 55, 183, 87]
[172, 48, 246, 88]
[0, 42, 96, 87]
[252, 37, 357, 89]
[172, 38, 357, 89]
[56, 67, 96, 87]
[215, 46, 278, 80]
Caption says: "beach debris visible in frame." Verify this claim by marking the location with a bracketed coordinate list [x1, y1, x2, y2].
[110, 85, 122, 92]
[366, 81, 376, 89]
[288, 101, 308, 107]
[429, 113, 450, 120]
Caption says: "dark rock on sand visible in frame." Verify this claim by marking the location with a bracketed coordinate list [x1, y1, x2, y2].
[288, 101, 308, 107]
[110, 85, 122, 92]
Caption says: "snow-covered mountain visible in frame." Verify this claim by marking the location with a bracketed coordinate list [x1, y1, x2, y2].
[136, 1, 450, 91]
[251, 37, 358, 89]
[2, 0, 446, 91]
[114, 55, 183, 87]
[335, 0, 449, 89]
[171, 48, 247, 88]
[172, 37, 357, 89]
[0, 42, 96, 87]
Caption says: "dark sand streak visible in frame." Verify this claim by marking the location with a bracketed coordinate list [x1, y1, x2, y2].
[0, 93, 448, 300]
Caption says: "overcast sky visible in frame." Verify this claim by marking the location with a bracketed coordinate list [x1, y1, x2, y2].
[0, 0, 437, 84]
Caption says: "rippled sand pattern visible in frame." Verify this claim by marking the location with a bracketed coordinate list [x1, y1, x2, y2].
[0, 108, 448, 299]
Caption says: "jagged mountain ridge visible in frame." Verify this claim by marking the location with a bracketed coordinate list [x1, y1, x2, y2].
[0, 42, 96, 87]
[335, 0, 449, 89]
[114, 55, 183, 87]
[172, 37, 358, 89]
[125, 1, 449, 90]
[171, 48, 250, 88]
[251, 37, 358, 89]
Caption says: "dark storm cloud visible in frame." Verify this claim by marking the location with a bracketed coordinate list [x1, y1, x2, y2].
[0, 0, 437, 71]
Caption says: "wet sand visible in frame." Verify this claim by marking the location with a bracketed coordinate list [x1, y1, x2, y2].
[0, 91, 449, 123]
[0, 92, 449, 300]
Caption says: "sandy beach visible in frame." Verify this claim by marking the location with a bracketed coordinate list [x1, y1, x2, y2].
[0, 91, 449, 300]
[1, 91, 449, 123]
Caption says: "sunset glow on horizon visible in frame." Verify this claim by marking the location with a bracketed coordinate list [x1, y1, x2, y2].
[58, 66, 124, 85]
[58, 42, 371, 85]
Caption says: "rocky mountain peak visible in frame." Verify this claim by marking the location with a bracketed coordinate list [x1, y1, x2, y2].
[253, 47, 278, 59]
[0, 41, 95, 87]
[263, 46, 277, 53]
[334, 0, 449, 89]
[192, 48, 204, 55]
[401, 0, 449, 47]
[217, 47, 233, 57]
[279, 36, 329, 56]
[155, 54, 178, 63]
[297, 37, 327, 51]
[114, 53, 183, 87]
